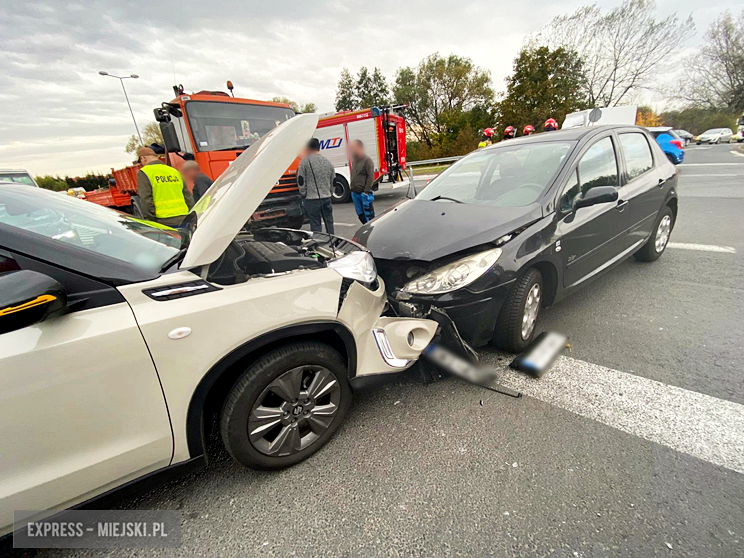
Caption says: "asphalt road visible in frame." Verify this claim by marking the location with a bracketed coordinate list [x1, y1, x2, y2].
[11, 144, 744, 558]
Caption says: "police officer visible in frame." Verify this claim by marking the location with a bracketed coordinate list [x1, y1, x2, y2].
[136, 147, 194, 227]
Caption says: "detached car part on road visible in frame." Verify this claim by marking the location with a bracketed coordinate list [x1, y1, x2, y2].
[0, 115, 439, 537]
[356, 125, 678, 351]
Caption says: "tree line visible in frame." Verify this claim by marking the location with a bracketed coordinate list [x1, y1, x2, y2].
[332, 1, 743, 160]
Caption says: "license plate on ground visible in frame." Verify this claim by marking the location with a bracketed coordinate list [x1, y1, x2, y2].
[510, 332, 568, 377]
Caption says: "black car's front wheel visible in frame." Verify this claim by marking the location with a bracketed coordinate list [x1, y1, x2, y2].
[634, 206, 674, 262]
[220, 343, 351, 470]
[492, 268, 543, 353]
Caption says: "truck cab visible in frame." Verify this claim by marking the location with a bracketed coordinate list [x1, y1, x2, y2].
[154, 87, 305, 228]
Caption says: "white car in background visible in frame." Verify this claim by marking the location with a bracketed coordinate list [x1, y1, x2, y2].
[0, 114, 439, 536]
[695, 128, 733, 144]
[0, 169, 38, 187]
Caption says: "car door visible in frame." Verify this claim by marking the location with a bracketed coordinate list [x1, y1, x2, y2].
[0, 248, 173, 535]
[617, 131, 669, 248]
[556, 135, 630, 288]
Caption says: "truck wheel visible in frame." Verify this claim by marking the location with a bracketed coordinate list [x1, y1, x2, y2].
[331, 175, 351, 204]
[634, 206, 674, 262]
[130, 196, 144, 219]
[220, 342, 351, 470]
[492, 268, 543, 353]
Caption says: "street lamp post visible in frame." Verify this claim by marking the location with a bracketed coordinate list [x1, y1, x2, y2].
[99, 71, 143, 145]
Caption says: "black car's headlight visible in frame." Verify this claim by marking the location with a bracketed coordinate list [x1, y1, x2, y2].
[401, 248, 502, 295]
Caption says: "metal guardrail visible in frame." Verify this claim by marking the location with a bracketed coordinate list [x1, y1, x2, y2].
[406, 155, 464, 167]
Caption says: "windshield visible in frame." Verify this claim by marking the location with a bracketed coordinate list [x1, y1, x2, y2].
[703, 129, 724, 134]
[417, 141, 574, 207]
[0, 186, 182, 271]
[0, 172, 37, 187]
[185, 101, 295, 152]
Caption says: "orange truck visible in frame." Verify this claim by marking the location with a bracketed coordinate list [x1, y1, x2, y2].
[86, 84, 304, 228]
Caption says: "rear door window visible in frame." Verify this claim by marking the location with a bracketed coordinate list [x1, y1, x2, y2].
[619, 133, 654, 180]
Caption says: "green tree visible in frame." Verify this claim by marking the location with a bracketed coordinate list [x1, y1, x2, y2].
[125, 122, 164, 155]
[678, 10, 744, 112]
[35, 175, 68, 192]
[356, 67, 390, 108]
[335, 68, 357, 111]
[270, 97, 317, 113]
[531, 0, 694, 107]
[392, 53, 495, 153]
[496, 47, 588, 135]
[660, 107, 737, 135]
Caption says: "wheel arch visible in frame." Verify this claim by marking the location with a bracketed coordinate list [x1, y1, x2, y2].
[666, 196, 678, 224]
[185, 321, 356, 459]
[522, 259, 560, 308]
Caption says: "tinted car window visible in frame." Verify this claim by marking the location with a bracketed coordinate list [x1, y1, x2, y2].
[619, 133, 653, 179]
[578, 137, 618, 195]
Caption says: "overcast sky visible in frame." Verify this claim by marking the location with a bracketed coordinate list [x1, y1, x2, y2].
[0, 0, 739, 178]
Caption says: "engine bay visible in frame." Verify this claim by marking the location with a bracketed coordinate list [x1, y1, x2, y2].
[207, 228, 363, 285]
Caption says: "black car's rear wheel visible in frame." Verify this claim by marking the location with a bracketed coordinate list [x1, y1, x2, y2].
[492, 268, 543, 353]
[634, 206, 674, 262]
[220, 343, 351, 470]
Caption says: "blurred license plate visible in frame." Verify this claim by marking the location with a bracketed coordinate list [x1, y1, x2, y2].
[510, 332, 567, 377]
[423, 343, 484, 382]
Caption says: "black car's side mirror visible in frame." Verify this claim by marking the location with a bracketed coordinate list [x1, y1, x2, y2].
[573, 186, 618, 211]
[0, 270, 67, 335]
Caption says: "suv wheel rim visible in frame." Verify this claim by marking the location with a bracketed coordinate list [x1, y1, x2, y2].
[248, 365, 340, 457]
[521, 283, 541, 340]
[655, 215, 671, 253]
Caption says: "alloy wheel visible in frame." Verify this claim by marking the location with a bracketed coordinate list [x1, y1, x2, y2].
[655, 215, 671, 253]
[521, 283, 541, 340]
[248, 365, 341, 457]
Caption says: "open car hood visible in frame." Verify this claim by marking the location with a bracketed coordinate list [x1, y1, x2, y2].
[182, 113, 319, 269]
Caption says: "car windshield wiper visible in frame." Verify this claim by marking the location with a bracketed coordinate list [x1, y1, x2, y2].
[160, 248, 187, 273]
[212, 145, 251, 152]
[429, 195, 464, 204]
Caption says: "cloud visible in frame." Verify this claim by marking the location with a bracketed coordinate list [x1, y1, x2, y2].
[0, 0, 733, 177]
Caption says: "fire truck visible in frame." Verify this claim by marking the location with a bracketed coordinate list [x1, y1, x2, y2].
[313, 106, 408, 203]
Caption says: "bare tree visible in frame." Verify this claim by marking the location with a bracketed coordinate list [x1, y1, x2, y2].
[678, 10, 744, 112]
[529, 0, 694, 107]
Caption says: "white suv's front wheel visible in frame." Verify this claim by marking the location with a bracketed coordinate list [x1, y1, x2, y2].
[220, 342, 351, 470]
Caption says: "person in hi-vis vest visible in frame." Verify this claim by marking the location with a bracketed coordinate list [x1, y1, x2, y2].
[136, 147, 194, 227]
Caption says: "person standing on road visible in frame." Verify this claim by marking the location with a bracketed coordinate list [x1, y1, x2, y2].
[297, 138, 335, 234]
[181, 160, 213, 203]
[136, 147, 194, 227]
[350, 140, 375, 224]
[503, 126, 516, 140]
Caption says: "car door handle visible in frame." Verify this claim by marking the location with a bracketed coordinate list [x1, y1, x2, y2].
[658, 178, 667, 188]
[616, 199, 628, 211]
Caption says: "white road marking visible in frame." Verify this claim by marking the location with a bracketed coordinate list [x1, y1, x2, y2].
[667, 242, 737, 253]
[484, 355, 744, 474]
[334, 222, 357, 227]
[680, 174, 741, 177]
[679, 162, 744, 166]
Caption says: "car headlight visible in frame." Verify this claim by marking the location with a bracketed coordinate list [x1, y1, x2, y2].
[402, 248, 502, 295]
[328, 250, 377, 283]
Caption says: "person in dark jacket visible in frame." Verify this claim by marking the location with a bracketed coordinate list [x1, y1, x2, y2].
[297, 138, 335, 234]
[181, 160, 213, 202]
[349, 140, 375, 224]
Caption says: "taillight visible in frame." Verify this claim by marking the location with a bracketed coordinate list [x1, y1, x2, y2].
[671, 139, 684, 150]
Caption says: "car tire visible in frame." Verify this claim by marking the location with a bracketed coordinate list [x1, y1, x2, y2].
[493, 268, 543, 353]
[331, 175, 351, 204]
[634, 206, 674, 262]
[696, 141, 701, 145]
[220, 342, 352, 470]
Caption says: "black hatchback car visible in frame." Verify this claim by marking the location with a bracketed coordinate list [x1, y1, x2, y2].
[356, 125, 678, 352]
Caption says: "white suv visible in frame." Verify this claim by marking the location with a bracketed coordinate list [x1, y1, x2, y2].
[0, 115, 438, 536]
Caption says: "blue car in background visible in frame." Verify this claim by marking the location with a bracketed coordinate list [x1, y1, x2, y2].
[646, 127, 685, 165]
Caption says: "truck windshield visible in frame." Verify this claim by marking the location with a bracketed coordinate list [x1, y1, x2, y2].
[185, 101, 295, 152]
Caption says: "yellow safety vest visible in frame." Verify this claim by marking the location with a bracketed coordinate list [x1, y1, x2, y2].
[140, 164, 189, 219]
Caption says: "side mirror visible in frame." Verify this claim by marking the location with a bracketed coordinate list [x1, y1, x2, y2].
[573, 186, 618, 210]
[159, 122, 181, 153]
[0, 270, 67, 335]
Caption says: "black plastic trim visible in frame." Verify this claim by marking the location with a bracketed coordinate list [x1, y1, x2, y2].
[143, 280, 221, 301]
[185, 321, 357, 457]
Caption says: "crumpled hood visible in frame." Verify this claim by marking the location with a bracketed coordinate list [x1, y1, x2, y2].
[355, 199, 543, 262]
